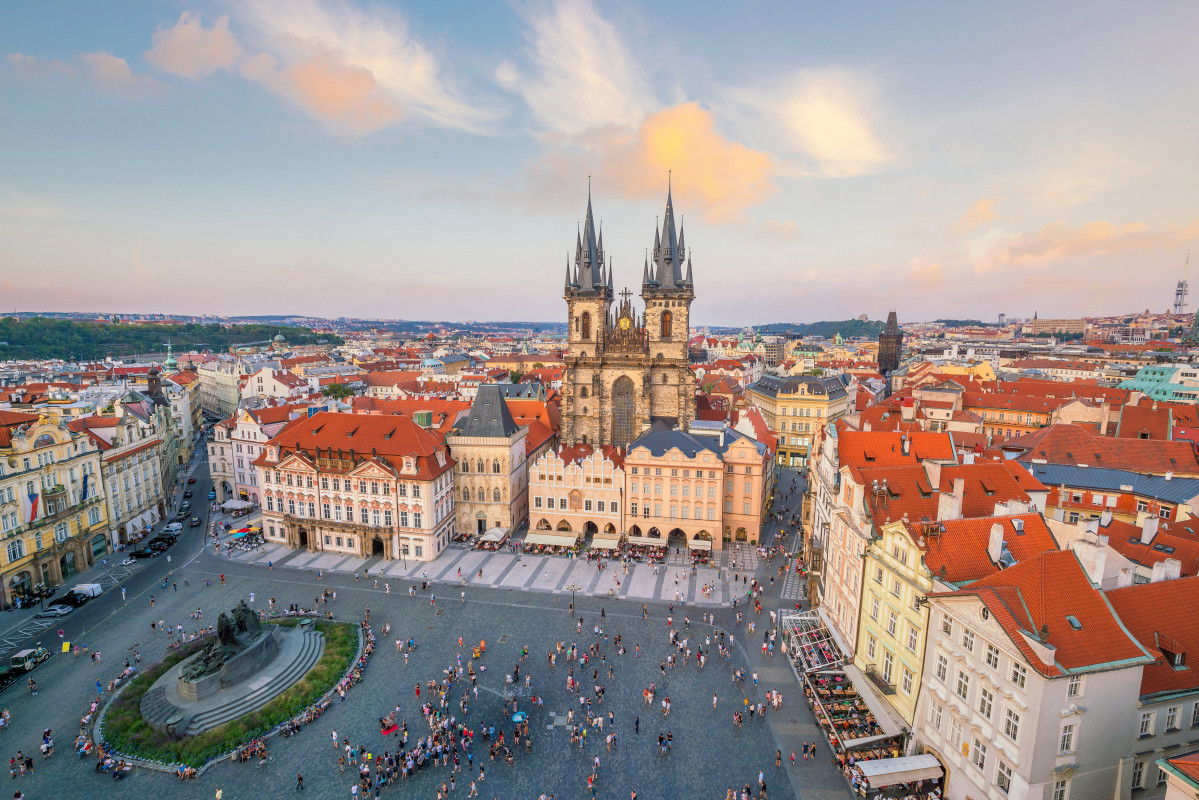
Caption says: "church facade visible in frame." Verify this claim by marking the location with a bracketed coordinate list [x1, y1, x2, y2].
[559, 186, 696, 448]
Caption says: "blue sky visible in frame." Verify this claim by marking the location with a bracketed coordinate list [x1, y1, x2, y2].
[2, 1, 1197, 325]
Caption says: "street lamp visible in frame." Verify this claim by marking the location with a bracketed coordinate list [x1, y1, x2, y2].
[566, 583, 581, 615]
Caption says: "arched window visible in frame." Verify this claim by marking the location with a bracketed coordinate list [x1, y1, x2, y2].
[476, 459, 484, 473]
[660, 310, 672, 339]
[492, 459, 500, 474]
[461, 460, 470, 473]
[492, 488, 501, 502]
[661, 373, 668, 384]
[476, 488, 485, 502]
[462, 488, 470, 501]
[580, 386, 589, 399]
[581, 312, 591, 340]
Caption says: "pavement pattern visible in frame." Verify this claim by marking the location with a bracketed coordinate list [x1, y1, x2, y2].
[0, 465, 853, 799]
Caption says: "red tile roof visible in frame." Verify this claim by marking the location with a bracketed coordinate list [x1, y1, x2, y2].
[255, 412, 453, 480]
[941, 551, 1153, 676]
[1100, 518, 1199, 576]
[1007, 424, 1199, 474]
[919, 514, 1059, 584]
[838, 431, 956, 473]
[1106, 576, 1199, 698]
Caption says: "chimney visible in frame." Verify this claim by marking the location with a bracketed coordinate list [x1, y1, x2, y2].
[901, 403, 916, 423]
[1099, 401, 1110, 436]
[863, 421, 872, 432]
[963, 451, 976, 465]
[1140, 516, 1159, 545]
[937, 478, 965, 521]
[925, 461, 942, 489]
[1100, 509, 1113, 527]
[901, 434, 911, 456]
[988, 523, 1005, 564]
[1151, 558, 1182, 583]
[1116, 567, 1135, 588]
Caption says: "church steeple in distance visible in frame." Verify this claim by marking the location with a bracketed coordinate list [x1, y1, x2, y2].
[574, 181, 605, 291]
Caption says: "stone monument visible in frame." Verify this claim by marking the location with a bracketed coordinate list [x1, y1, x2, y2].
[140, 600, 325, 737]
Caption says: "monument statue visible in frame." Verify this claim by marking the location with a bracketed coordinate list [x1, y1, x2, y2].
[181, 641, 226, 682]
[217, 612, 238, 647]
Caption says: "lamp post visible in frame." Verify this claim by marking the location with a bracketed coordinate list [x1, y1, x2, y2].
[566, 583, 581, 615]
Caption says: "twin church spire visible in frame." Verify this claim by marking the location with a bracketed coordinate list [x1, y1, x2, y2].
[566, 180, 694, 295]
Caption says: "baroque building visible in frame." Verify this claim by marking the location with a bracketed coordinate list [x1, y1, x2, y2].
[560, 185, 696, 448]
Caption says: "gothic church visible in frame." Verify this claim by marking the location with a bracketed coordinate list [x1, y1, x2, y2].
[560, 185, 697, 448]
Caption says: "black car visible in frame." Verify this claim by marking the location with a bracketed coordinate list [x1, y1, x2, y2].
[130, 547, 161, 559]
[150, 536, 175, 549]
[183, 490, 193, 498]
[49, 592, 91, 608]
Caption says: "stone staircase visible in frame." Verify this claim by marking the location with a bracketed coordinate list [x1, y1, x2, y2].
[181, 627, 324, 735]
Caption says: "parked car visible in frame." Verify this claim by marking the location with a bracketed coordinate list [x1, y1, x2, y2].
[207, 491, 216, 500]
[35, 604, 73, 618]
[164, 522, 183, 533]
[187, 477, 196, 484]
[189, 516, 203, 527]
[174, 510, 189, 521]
[130, 547, 160, 559]
[183, 490, 193, 498]
[48, 593, 89, 608]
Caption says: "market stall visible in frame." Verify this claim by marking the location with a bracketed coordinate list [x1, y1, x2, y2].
[523, 530, 579, 554]
[475, 527, 509, 551]
[625, 536, 665, 562]
[589, 531, 624, 559]
[689, 537, 712, 564]
[853, 754, 943, 797]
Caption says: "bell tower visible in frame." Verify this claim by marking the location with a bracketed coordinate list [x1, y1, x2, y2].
[641, 177, 695, 428]
[562, 188, 613, 445]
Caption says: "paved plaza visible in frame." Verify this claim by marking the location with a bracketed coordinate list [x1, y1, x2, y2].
[0, 468, 851, 799]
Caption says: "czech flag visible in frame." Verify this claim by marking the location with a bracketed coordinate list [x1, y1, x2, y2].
[27, 490, 39, 523]
[81, 473, 89, 501]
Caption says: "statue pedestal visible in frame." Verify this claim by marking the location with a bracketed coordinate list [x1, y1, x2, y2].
[177, 626, 280, 702]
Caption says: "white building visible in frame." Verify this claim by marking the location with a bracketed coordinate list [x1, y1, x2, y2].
[914, 551, 1153, 800]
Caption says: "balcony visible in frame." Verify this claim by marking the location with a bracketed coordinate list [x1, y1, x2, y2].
[864, 665, 896, 696]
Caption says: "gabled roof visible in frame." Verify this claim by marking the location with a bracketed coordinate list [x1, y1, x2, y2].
[1100, 518, 1199, 575]
[456, 384, 520, 438]
[838, 430, 956, 472]
[1106, 576, 1199, 698]
[939, 551, 1153, 677]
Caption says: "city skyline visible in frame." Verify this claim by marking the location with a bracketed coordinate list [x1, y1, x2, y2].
[2, 0, 1197, 324]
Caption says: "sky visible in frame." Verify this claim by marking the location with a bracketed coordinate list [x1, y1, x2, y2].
[2, 1, 1198, 326]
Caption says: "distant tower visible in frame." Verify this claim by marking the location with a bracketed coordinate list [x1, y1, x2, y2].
[878, 311, 903, 375]
[1176, 251, 1191, 316]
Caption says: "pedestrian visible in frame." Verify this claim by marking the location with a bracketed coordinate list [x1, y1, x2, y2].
[249, 592, 255, 603]
[150, 595, 155, 607]
[296, 773, 304, 790]
[220, 574, 225, 585]
[120, 586, 126, 603]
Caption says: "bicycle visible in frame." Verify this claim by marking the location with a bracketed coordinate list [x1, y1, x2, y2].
[256, 755, 275, 768]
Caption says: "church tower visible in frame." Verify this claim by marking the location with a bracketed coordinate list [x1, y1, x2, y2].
[641, 180, 695, 429]
[560, 181, 697, 448]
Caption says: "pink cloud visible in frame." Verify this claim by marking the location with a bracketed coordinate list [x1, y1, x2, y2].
[954, 197, 998, 235]
[144, 12, 242, 79]
[242, 52, 405, 136]
[79, 52, 161, 96]
[529, 102, 776, 224]
[971, 219, 1199, 271]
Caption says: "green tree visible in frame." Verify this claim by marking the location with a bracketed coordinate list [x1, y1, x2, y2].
[509, 370, 525, 384]
[321, 383, 354, 400]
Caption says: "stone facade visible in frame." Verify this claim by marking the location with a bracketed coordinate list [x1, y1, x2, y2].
[560, 187, 696, 448]
[448, 385, 529, 536]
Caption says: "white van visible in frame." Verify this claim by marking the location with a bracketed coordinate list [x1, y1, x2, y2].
[72, 584, 102, 598]
[164, 522, 183, 533]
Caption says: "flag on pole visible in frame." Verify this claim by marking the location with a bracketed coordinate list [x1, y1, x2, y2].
[27, 490, 39, 523]
[81, 473, 89, 501]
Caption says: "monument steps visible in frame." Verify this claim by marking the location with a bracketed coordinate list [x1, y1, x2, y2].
[180, 629, 325, 735]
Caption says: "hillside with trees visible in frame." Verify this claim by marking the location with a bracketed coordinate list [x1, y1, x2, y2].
[0, 318, 342, 360]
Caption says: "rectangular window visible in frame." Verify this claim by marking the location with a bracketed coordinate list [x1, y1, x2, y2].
[1004, 708, 1020, 742]
[997, 761, 1012, 793]
[384, 510, 392, 526]
[1139, 711, 1154, 737]
[266, 497, 275, 511]
[1053, 779, 1069, 800]
[321, 477, 329, 490]
[985, 644, 1000, 670]
[1010, 663, 1027, 689]
[534, 497, 543, 509]
[956, 670, 970, 700]
[870, 595, 880, 621]
[949, 718, 962, 749]
[978, 688, 993, 719]
[886, 611, 898, 636]
[399, 511, 408, 527]
[287, 499, 295, 515]
[971, 738, 987, 771]
[935, 654, 948, 682]
[1132, 762, 1144, 790]
[941, 614, 953, 635]
[890, 578, 901, 598]
[584, 500, 592, 512]
[371, 509, 381, 526]
[1067, 675, 1082, 698]
[324, 535, 331, 546]
[906, 626, 919, 653]
[882, 650, 893, 682]
[413, 513, 421, 528]
[360, 507, 368, 524]
[1059, 723, 1075, 754]
[1191, 702, 1199, 728]
[1166, 706, 1180, 731]
[927, 699, 942, 730]
[901, 668, 913, 695]
[866, 635, 876, 659]
[962, 629, 975, 652]
[322, 503, 330, 519]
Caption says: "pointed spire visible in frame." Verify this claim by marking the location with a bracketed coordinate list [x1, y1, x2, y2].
[565, 255, 573, 289]
[607, 257, 614, 290]
[651, 177, 682, 288]
[685, 251, 693, 286]
[642, 250, 651, 286]
[677, 218, 685, 262]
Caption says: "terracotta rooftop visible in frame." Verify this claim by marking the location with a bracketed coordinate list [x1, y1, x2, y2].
[1106, 576, 1199, 698]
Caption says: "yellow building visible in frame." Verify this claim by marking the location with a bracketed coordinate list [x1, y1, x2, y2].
[854, 519, 934, 725]
[0, 413, 109, 609]
[934, 361, 997, 382]
[745, 374, 852, 468]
